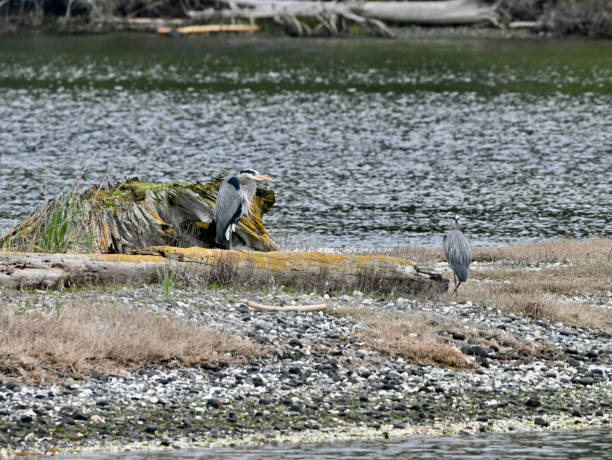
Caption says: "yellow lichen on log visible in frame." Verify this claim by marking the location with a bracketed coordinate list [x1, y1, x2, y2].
[137, 246, 442, 291]
[1, 248, 447, 293]
[0, 173, 279, 254]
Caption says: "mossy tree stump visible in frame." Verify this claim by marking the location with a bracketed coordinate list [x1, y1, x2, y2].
[0, 172, 279, 254]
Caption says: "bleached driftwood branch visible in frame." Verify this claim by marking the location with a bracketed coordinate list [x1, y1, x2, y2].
[244, 300, 328, 312]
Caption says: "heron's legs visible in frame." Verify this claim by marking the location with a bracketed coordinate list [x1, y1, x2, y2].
[453, 280, 462, 295]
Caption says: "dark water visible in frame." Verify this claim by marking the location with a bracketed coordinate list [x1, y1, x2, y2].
[0, 35, 611, 247]
[35, 429, 612, 459]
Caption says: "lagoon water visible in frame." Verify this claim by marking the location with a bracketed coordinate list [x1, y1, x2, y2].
[33, 429, 612, 459]
[0, 35, 611, 248]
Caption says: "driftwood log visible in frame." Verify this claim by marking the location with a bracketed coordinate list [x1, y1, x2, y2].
[356, 0, 499, 25]
[244, 300, 328, 312]
[157, 24, 261, 34]
[183, 0, 500, 36]
[0, 247, 449, 294]
[0, 172, 279, 254]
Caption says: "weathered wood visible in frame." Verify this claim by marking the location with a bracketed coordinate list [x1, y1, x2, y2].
[157, 24, 260, 34]
[184, 0, 395, 36]
[508, 21, 542, 29]
[357, 0, 499, 25]
[244, 300, 328, 312]
[139, 246, 449, 293]
[0, 247, 449, 293]
[184, 0, 499, 32]
[0, 252, 167, 289]
[0, 173, 279, 254]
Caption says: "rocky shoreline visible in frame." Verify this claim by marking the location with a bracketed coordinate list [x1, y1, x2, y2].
[0, 270, 610, 458]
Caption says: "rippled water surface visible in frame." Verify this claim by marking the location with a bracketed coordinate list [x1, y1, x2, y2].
[0, 35, 610, 247]
[37, 429, 612, 459]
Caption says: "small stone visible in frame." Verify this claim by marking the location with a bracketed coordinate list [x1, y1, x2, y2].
[288, 365, 301, 375]
[145, 425, 157, 433]
[207, 399, 220, 408]
[573, 377, 594, 386]
[525, 396, 541, 408]
[451, 331, 465, 340]
[534, 417, 549, 427]
[5, 381, 21, 392]
[72, 410, 88, 421]
[468, 346, 489, 358]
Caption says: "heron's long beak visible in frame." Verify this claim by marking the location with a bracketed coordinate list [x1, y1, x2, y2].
[256, 175, 275, 182]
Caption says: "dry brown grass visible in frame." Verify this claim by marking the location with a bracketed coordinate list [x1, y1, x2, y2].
[0, 301, 261, 384]
[375, 238, 612, 267]
[459, 241, 612, 329]
[454, 283, 612, 330]
[350, 311, 558, 368]
[354, 312, 473, 368]
[353, 246, 443, 267]
[470, 238, 612, 264]
[371, 239, 612, 330]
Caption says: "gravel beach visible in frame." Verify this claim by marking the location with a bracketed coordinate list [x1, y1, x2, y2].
[0, 260, 610, 457]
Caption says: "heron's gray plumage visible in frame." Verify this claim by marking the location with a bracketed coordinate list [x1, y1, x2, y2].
[443, 216, 471, 294]
[213, 170, 273, 249]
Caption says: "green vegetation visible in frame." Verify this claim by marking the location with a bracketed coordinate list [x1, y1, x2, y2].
[40, 196, 71, 253]
[157, 264, 178, 298]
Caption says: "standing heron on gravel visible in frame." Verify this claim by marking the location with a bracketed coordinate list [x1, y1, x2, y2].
[443, 215, 471, 294]
[214, 169, 275, 250]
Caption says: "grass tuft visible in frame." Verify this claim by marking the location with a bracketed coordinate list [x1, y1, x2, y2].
[0, 302, 260, 384]
[157, 264, 178, 298]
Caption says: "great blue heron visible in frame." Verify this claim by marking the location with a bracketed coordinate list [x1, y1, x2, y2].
[213, 169, 275, 249]
[443, 215, 471, 294]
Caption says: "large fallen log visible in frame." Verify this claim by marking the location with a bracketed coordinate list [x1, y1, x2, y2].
[0, 247, 449, 294]
[0, 172, 279, 254]
[183, 0, 500, 36]
[356, 0, 499, 25]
